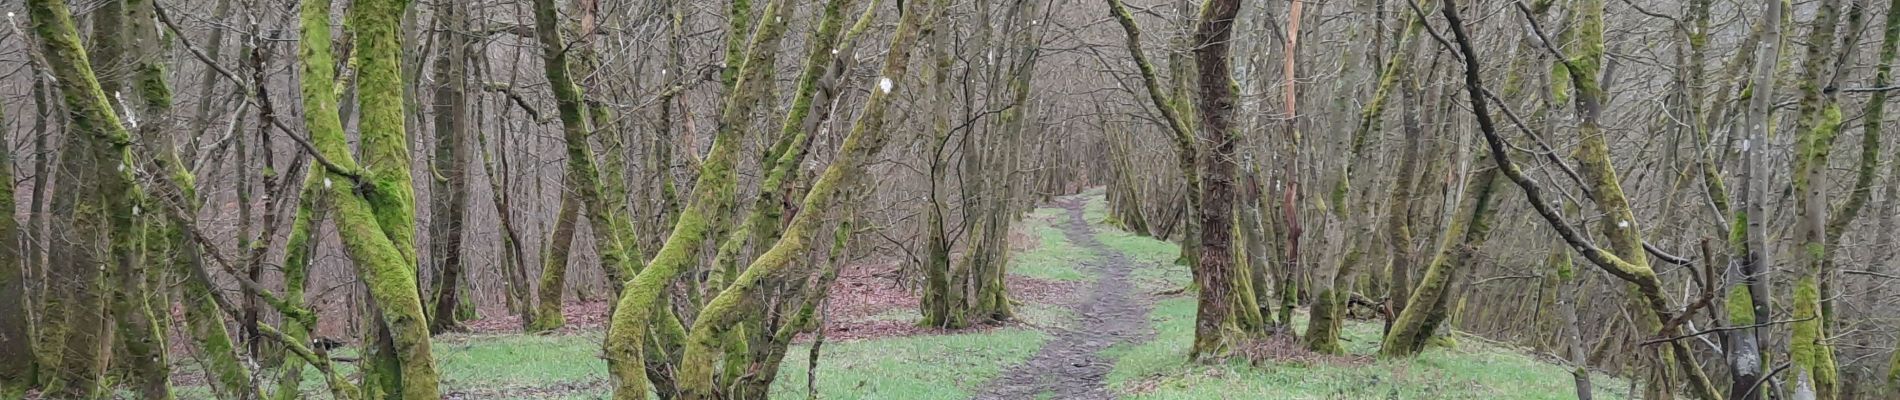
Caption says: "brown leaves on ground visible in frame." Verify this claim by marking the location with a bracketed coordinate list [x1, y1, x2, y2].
[1236, 334, 1372, 367]
[461, 299, 612, 334]
[810, 260, 1084, 341]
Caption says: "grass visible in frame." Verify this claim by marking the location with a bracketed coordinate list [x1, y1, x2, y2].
[434, 333, 610, 394]
[241, 327, 1047, 399]
[1093, 226, 1188, 294]
[1099, 299, 1630, 400]
[1085, 198, 1632, 400]
[770, 328, 1048, 399]
[1081, 187, 1111, 223]
[1006, 205, 1095, 283]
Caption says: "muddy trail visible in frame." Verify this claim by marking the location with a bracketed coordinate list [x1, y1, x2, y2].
[975, 197, 1155, 400]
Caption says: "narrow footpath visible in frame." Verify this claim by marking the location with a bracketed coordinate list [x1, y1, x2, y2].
[976, 197, 1155, 399]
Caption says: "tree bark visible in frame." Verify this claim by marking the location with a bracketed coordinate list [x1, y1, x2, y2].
[26, 0, 143, 394]
[1789, 0, 1849, 397]
[297, 0, 441, 396]
[601, 0, 789, 395]
[427, 0, 473, 335]
[1186, 0, 1243, 362]
[676, 0, 935, 395]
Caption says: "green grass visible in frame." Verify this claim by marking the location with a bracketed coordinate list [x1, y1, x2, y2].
[1081, 188, 1111, 223]
[1006, 207, 1095, 283]
[1016, 302, 1077, 328]
[1097, 297, 1630, 400]
[434, 333, 610, 393]
[770, 328, 1049, 399]
[1093, 225, 1188, 294]
[235, 328, 1046, 399]
[1083, 197, 1631, 400]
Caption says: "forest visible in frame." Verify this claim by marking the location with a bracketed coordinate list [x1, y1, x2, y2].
[0, 0, 1897, 398]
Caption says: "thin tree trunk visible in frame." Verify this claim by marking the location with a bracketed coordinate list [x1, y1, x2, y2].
[0, 45, 28, 400]
[1789, 0, 1850, 397]
[529, 184, 582, 332]
[427, 0, 473, 335]
[1727, 2, 1782, 399]
[1551, 247, 1593, 400]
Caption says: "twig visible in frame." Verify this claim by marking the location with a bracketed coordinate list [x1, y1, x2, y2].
[1643, 242, 1694, 267]
[1841, 84, 1900, 93]
[1741, 362, 1793, 400]
[155, 0, 363, 182]
[1638, 317, 1814, 346]
[481, 82, 548, 122]
[1844, 269, 1900, 280]
[1477, 87, 1593, 199]
[1471, 274, 1540, 286]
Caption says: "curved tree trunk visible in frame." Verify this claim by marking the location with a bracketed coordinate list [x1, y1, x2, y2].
[297, 0, 441, 396]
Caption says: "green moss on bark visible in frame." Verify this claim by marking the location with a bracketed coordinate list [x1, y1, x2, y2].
[674, 0, 933, 396]
[298, 0, 440, 396]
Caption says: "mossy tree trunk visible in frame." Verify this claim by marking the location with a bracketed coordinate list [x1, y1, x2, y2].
[0, 48, 28, 400]
[676, 0, 937, 396]
[1884, 95, 1900, 394]
[920, 0, 957, 327]
[1105, 0, 1224, 358]
[1788, 0, 1851, 397]
[297, 0, 441, 396]
[1434, 2, 1720, 398]
[1727, 2, 1782, 398]
[1379, 156, 1502, 358]
[272, 176, 327, 399]
[529, 182, 582, 332]
[1105, 0, 1203, 276]
[25, 0, 148, 394]
[21, 76, 58, 393]
[115, 0, 186, 396]
[1549, 246, 1592, 400]
[1377, 56, 1427, 338]
[559, 1, 644, 312]
[600, 0, 786, 395]
[526, 0, 628, 334]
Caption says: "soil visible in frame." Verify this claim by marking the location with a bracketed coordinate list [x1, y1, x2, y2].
[975, 197, 1155, 400]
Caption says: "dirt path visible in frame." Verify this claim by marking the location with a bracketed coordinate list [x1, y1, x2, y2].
[976, 198, 1154, 400]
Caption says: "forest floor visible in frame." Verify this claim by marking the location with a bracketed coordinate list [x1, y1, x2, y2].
[175, 189, 1632, 399]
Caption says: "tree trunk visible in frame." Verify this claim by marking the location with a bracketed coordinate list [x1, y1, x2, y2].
[1789, 0, 1849, 397]
[0, 29, 30, 400]
[26, 0, 145, 393]
[1380, 158, 1502, 358]
[298, 0, 441, 396]
[427, 0, 473, 335]
[1186, 0, 1243, 362]
[676, 0, 935, 395]
[601, 0, 789, 394]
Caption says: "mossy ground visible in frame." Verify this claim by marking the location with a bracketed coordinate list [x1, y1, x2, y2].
[174, 190, 1626, 399]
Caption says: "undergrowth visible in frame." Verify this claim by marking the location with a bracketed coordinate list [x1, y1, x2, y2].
[177, 190, 1630, 399]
